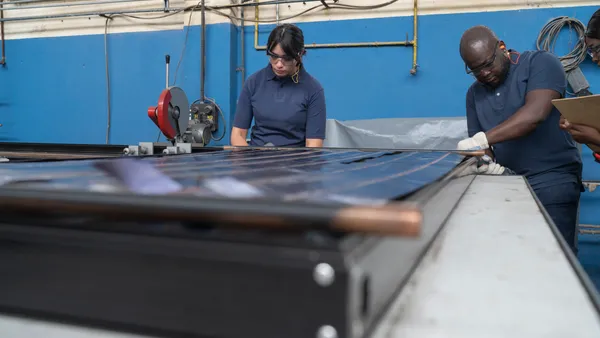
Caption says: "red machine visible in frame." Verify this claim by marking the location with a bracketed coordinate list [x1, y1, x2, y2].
[147, 87, 190, 142]
[125, 57, 218, 156]
[145, 55, 218, 151]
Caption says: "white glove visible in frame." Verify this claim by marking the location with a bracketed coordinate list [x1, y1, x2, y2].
[477, 161, 506, 175]
[457, 155, 506, 177]
[457, 132, 489, 151]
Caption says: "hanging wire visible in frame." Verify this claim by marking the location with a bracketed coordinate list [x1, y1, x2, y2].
[536, 16, 588, 73]
[0, 0, 403, 23]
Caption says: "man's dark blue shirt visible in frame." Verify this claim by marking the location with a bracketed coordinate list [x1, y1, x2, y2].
[466, 50, 582, 189]
[233, 64, 326, 147]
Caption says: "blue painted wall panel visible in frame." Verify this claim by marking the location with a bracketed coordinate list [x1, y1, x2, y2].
[245, 6, 600, 121]
[0, 23, 235, 146]
[1, 8, 598, 145]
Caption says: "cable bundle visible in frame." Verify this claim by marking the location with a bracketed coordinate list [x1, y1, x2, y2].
[536, 16, 588, 73]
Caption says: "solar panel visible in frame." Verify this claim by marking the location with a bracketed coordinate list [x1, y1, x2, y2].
[0, 148, 464, 205]
[0, 147, 475, 338]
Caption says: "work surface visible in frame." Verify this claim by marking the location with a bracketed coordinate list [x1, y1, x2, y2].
[1, 174, 598, 337]
[372, 175, 600, 338]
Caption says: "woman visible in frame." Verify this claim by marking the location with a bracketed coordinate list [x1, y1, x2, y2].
[586, 8, 600, 66]
[559, 9, 600, 153]
[230, 24, 326, 147]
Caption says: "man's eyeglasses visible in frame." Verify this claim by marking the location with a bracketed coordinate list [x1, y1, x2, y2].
[587, 44, 600, 58]
[267, 51, 295, 64]
[465, 41, 499, 75]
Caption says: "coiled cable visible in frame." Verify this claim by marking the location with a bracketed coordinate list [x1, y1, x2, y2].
[536, 16, 587, 73]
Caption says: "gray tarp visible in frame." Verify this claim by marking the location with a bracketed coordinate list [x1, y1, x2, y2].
[323, 117, 469, 150]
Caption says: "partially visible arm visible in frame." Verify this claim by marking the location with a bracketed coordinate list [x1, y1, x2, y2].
[485, 89, 560, 145]
[230, 127, 248, 146]
[560, 117, 600, 147]
[569, 124, 600, 147]
[230, 81, 253, 146]
[305, 87, 327, 148]
[306, 139, 323, 147]
[485, 52, 566, 145]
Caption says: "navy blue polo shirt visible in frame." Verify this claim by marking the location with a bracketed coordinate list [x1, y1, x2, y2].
[233, 64, 327, 147]
[466, 50, 582, 190]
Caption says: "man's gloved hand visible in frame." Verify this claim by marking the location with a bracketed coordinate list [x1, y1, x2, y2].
[456, 155, 503, 177]
[476, 155, 505, 175]
[457, 132, 490, 151]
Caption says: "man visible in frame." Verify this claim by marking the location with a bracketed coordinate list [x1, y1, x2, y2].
[456, 25, 583, 252]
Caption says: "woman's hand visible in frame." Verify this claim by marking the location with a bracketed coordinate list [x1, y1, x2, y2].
[568, 124, 600, 145]
[559, 115, 570, 130]
[230, 127, 249, 146]
[305, 138, 323, 148]
[559, 116, 600, 146]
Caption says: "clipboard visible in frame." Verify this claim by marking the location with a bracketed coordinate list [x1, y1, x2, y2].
[551, 94, 600, 153]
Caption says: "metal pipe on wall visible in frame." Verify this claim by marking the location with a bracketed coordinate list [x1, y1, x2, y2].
[0, 0, 324, 23]
[213, 0, 324, 10]
[410, 0, 417, 74]
[104, 16, 112, 144]
[240, 0, 246, 85]
[200, 0, 206, 101]
[0, 0, 5, 66]
[253, 0, 419, 75]
[0, 7, 183, 22]
[2, 0, 75, 5]
[253, 0, 259, 50]
[0, 0, 157, 12]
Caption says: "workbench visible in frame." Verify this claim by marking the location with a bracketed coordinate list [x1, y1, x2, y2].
[371, 175, 600, 338]
[0, 170, 597, 337]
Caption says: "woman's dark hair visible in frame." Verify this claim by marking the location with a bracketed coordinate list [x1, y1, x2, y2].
[586, 8, 600, 39]
[266, 24, 305, 62]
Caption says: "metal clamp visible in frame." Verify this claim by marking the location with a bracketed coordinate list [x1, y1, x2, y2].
[123, 142, 154, 156]
[163, 142, 192, 155]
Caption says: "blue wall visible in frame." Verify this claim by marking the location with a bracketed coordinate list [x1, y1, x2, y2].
[0, 23, 239, 146]
[0, 6, 599, 269]
[1, 6, 598, 146]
